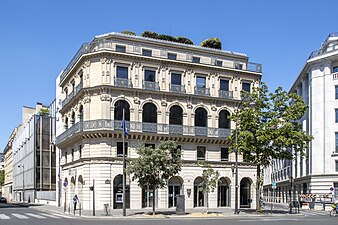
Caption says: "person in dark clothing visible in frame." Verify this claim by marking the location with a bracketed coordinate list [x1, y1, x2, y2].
[73, 194, 79, 211]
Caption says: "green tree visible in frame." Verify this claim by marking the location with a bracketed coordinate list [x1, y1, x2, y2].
[140, 31, 159, 39]
[120, 30, 136, 36]
[199, 163, 220, 213]
[0, 170, 4, 186]
[228, 82, 313, 211]
[126, 141, 182, 215]
[200, 38, 222, 50]
[176, 36, 194, 45]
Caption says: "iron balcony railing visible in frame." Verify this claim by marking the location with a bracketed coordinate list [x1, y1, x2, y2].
[219, 90, 233, 99]
[194, 87, 210, 96]
[143, 81, 159, 91]
[59, 36, 262, 83]
[114, 78, 133, 88]
[56, 119, 231, 144]
[170, 84, 185, 93]
[62, 82, 83, 108]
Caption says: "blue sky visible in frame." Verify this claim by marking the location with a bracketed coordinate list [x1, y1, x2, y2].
[0, 0, 336, 151]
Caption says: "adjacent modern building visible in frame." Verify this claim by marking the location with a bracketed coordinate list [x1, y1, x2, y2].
[3, 128, 18, 201]
[12, 103, 57, 204]
[55, 32, 262, 212]
[263, 33, 338, 203]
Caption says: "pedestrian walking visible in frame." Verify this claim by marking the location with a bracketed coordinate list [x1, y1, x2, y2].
[73, 194, 79, 211]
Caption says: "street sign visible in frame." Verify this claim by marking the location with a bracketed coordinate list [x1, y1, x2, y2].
[330, 187, 334, 192]
[63, 181, 68, 187]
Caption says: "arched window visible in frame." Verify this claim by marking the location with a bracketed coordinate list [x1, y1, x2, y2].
[114, 100, 130, 121]
[143, 103, 157, 123]
[219, 110, 231, 129]
[169, 105, 183, 125]
[64, 117, 68, 129]
[195, 108, 207, 127]
[71, 111, 75, 126]
[79, 105, 83, 122]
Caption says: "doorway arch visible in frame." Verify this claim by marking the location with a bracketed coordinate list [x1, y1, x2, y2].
[113, 174, 130, 209]
[218, 177, 231, 207]
[240, 177, 252, 208]
[194, 177, 205, 207]
[168, 176, 183, 208]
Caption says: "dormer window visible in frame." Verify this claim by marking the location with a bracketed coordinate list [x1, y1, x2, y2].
[168, 53, 177, 60]
[116, 45, 126, 52]
[215, 60, 223, 66]
[142, 49, 152, 56]
[192, 56, 200, 63]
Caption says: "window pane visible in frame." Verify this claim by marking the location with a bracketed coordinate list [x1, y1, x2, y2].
[336, 86, 338, 99]
[334, 67, 338, 73]
[242, 82, 251, 92]
[336, 133, 338, 153]
[197, 146, 206, 160]
[145, 143, 155, 149]
[114, 100, 130, 121]
[168, 53, 177, 60]
[116, 45, 126, 52]
[195, 108, 207, 127]
[220, 80, 229, 91]
[142, 49, 152, 56]
[336, 109, 338, 123]
[145, 70, 156, 82]
[219, 110, 230, 129]
[169, 106, 183, 125]
[221, 148, 229, 161]
[117, 66, 128, 79]
[171, 73, 181, 85]
[196, 77, 206, 88]
[117, 142, 128, 157]
[192, 57, 200, 63]
[215, 60, 222, 66]
[143, 103, 157, 123]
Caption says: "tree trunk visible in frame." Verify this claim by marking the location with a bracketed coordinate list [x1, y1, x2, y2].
[256, 164, 261, 211]
[206, 192, 209, 214]
[152, 188, 156, 215]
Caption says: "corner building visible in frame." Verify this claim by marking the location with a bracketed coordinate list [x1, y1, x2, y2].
[56, 32, 262, 211]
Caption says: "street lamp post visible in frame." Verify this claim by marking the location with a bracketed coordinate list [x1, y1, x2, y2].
[18, 164, 25, 202]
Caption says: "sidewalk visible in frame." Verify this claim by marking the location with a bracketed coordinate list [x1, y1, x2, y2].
[11, 201, 303, 219]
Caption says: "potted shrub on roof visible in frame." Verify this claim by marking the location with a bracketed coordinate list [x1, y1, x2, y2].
[200, 38, 222, 50]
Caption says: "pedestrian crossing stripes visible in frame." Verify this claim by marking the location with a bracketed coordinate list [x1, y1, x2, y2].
[0, 212, 73, 220]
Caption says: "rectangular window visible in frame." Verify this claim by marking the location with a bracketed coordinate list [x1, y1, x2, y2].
[197, 146, 206, 160]
[335, 182, 338, 197]
[116, 66, 128, 79]
[336, 161, 338, 172]
[117, 142, 128, 157]
[142, 49, 152, 57]
[79, 145, 82, 159]
[242, 82, 251, 92]
[221, 148, 229, 161]
[144, 69, 156, 82]
[220, 79, 229, 91]
[336, 133, 338, 153]
[116, 45, 126, 52]
[71, 149, 74, 161]
[235, 62, 243, 70]
[215, 60, 223, 66]
[336, 86, 338, 99]
[192, 56, 200, 63]
[171, 73, 181, 85]
[336, 109, 338, 123]
[145, 143, 155, 149]
[196, 76, 206, 88]
[168, 53, 177, 60]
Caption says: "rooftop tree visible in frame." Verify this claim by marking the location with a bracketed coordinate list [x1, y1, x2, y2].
[228, 82, 313, 211]
[200, 38, 222, 50]
[126, 141, 182, 215]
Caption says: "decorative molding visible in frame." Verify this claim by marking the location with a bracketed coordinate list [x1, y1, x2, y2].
[100, 94, 112, 102]
[83, 95, 91, 104]
[84, 60, 91, 67]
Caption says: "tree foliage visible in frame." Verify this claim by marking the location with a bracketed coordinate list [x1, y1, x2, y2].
[228, 82, 313, 211]
[199, 38, 222, 50]
[0, 170, 4, 186]
[198, 163, 220, 213]
[140, 31, 194, 45]
[120, 30, 136, 36]
[126, 141, 182, 214]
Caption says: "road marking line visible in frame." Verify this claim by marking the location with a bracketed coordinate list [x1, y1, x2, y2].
[11, 213, 29, 219]
[25, 213, 46, 219]
[51, 213, 72, 218]
[0, 214, 10, 219]
[39, 213, 60, 218]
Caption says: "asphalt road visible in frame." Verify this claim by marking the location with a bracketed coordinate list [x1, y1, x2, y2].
[0, 203, 337, 225]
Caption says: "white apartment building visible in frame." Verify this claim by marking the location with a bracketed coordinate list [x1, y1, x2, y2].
[55, 32, 262, 212]
[263, 33, 338, 203]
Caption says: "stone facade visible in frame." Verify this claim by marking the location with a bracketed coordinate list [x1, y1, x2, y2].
[263, 33, 338, 203]
[56, 32, 262, 211]
[3, 128, 17, 201]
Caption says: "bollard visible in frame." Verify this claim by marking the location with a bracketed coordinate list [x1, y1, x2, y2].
[79, 202, 82, 216]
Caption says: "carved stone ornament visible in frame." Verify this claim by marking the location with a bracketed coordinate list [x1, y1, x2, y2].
[100, 94, 112, 102]
[184, 69, 194, 74]
[100, 57, 107, 64]
[83, 95, 91, 104]
[131, 62, 141, 68]
[84, 60, 91, 67]
[211, 105, 217, 111]
[161, 100, 167, 107]
[134, 97, 140, 104]
[187, 102, 193, 109]
[159, 65, 168, 71]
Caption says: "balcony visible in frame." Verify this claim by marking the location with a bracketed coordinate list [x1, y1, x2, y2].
[170, 84, 185, 93]
[62, 82, 83, 108]
[56, 119, 231, 145]
[143, 81, 159, 91]
[194, 87, 210, 96]
[219, 90, 233, 99]
[115, 78, 133, 88]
